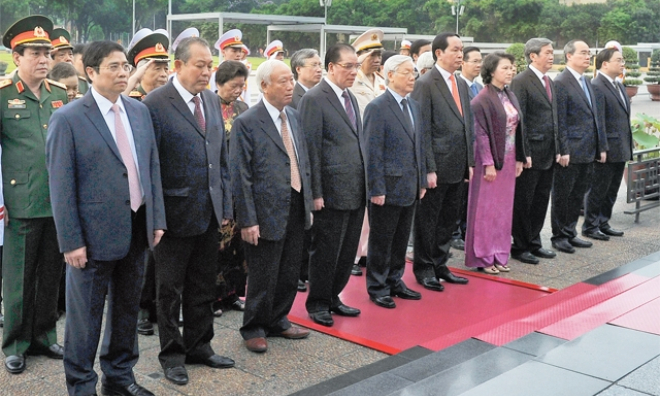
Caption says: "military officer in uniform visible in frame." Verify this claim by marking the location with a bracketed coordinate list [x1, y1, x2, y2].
[399, 39, 412, 57]
[349, 29, 386, 276]
[214, 29, 251, 105]
[124, 28, 170, 102]
[49, 28, 74, 66]
[264, 40, 285, 60]
[0, 15, 69, 374]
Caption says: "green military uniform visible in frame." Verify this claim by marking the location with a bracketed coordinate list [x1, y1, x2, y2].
[128, 85, 147, 101]
[78, 75, 89, 95]
[1, 16, 68, 362]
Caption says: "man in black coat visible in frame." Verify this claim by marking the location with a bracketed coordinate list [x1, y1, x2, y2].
[364, 55, 426, 309]
[230, 60, 314, 353]
[551, 40, 608, 254]
[299, 43, 366, 327]
[410, 33, 472, 292]
[142, 37, 235, 386]
[583, 48, 632, 239]
[510, 38, 560, 265]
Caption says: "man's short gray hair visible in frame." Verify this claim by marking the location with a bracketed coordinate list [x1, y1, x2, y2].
[524, 38, 553, 64]
[256, 59, 287, 93]
[290, 48, 319, 79]
[416, 52, 435, 71]
[383, 55, 414, 85]
[175, 37, 210, 63]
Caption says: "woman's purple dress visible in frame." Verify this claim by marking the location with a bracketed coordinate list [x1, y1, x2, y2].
[465, 91, 520, 268]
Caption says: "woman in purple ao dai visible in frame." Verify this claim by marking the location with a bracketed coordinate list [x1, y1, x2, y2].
[464, 52, 530, 274]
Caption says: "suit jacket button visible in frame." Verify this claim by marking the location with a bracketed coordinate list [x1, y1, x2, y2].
[125, 200, 130, 205]
[209, 164, 213, 168]
[123, 173, 128, 178]
[209, 186, 213, 191]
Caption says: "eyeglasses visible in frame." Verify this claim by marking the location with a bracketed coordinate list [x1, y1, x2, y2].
[396, 69, 419, 79]
[608, 59, 626, 65]
[302, 62, 323, 69]
[97, 63, 133, 73]
[334, 62, 361, 70]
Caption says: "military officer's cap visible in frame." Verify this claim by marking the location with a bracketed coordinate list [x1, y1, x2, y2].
[352, 29, 384, 53]
[242, 45, 251, 56]
[265, 40, 284, 60]
[215, 29, 243, 51]
[50, 28, 73, 52]
[127, 28, 170, 67]
[400, 39, 412, 51]
[2, 15, 54, 49]
[172, 27, 199, 52]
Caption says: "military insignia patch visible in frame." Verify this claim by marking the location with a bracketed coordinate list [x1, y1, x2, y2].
[34, 26, 46, 37]
[51, 100, 64, 108]
[0, 79, 12, 89]
[16, 81, 25, 93]
[7, 99, 26, 109]
[155, 43, 165, 53]
[60, 36, 68, 43]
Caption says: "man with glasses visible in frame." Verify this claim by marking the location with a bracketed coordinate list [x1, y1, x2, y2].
[0, 16, 68, 375]
[47, 40, 165, 396]
[460, 46, 483, 100]
[583, 48, 631, 241]
[290, 48, 322, 110]
[364, 55, 426, 309]
[551, 40, 607, 254]
[300, 43, 366, 327]
[142, 36, 235, 386]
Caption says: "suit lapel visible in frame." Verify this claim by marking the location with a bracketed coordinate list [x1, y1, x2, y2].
[565, 71, 593, 111]
[166, 82, 206, 138]
[526, 70, 552, 105]
[257, 101, 287, 155]
[386, 91, 414, 142]
[82, 94, 123, 163]
[432, 68, 463, 122]
[322, 80, 357, 134]
[286, 107, 304, 157]
[617, 81, 630, 114]
[123, 97, 147, 187]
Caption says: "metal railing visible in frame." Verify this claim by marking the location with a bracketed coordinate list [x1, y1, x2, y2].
[625, 146, 660, 222]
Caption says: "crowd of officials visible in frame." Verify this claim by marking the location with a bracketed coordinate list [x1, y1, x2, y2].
[0, 13, 632, 396]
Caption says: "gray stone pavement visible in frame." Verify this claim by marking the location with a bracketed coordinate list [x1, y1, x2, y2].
[0, 95, 658, 396]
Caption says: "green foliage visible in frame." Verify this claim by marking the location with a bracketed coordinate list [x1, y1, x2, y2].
[631, 114, 660, 150]
[644, 76, 659, 84]
[622, 47, 639, 64]
[651, 50, 660, 66]
[626, 71, 642, 78]
[505, 43, 526, 71]
[624, 78, 643, 86]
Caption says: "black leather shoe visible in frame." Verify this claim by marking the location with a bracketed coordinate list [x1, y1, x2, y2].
[511, 251, 539, 265]
[351, 264, 363, 276]
[371, 296, 396, 309]
[600, 227, 624, 237]
[5, 354, 26, 374]
[582, 230, 610, 241]
[27, 343, 64, 360]
[330, 304, 361, 316]
[231, 298, 245, 311]
[552, 240, 575, 254]
[570, 237, 593, 248]
[357, 256, 367, 267]
[185, 354, 235, 369]
[418, 277, 444, 292]
[309, 311, 334, 326]
[391, 287, 422, 300]
[297, 279, 307, 292]
[532, 248, 556, 259]
[137, 318, 154, 336]
[437, 269, 469, 284]
[101, 382, 154, 396]
[450, 238, 465, 251]
[164, 366, 189, 386]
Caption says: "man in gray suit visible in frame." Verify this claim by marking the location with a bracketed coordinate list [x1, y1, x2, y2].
[290, 48, 322, 110]
[47, 40, 166, 396]
[230, 60, 313, 353]
[300, 43, 366, 327]
[142, 37, 235, 386]
[411, 33, 473, 292]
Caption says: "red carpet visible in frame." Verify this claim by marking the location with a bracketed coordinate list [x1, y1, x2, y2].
[610, 296, 660, 336]
[288, 263, 552, 354]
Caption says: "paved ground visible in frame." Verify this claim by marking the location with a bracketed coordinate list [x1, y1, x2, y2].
[0, 92, 658, 396]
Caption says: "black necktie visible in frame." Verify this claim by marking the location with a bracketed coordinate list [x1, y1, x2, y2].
[400, 98, 413, 130]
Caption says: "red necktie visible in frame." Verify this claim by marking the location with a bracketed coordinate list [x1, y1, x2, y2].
[192, 96, 206, 132]
[112, 104, 141, 212]
[449, 74, 463, 116]
[543, 75, 552, 101]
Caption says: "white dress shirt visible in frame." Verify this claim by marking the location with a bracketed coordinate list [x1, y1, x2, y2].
[262, 98, 299, 160]
[529, 64, 547, 87]
[435, 64, 456, 94]
[172, 74, 205, 119]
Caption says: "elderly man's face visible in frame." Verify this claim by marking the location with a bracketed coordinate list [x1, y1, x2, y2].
[262, 62, 294, 110]
[14, 47, 51, 81]
[328, 49, 358, 90]
[296, 54, 322, 88]
[176, 42, 213, 95]
[142, 61, 170, 91]
[217, 75, 246, 102]
[388, 60, 416, 96]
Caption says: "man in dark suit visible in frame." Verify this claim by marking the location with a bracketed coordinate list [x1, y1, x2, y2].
[584, 48, 632, 239]
[551, 40, 608, 254]
[290, 48, 322, 110]
[411, 33, 472, 292]
[289, 48, 323, 292]
[511, 38, 560, 264]
[299, 43, 366, 327]
[365, 55, 426, 308]
[47, 40, 166, 396]
[142, 37, 235, 386]
[230, 60, 313, 353]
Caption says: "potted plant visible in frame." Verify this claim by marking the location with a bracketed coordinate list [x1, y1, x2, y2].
[624, 78, 643, 98]
[622, 47, 641, 98]
[645, 49, 660, 101]
[625, 114, 660, 200]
